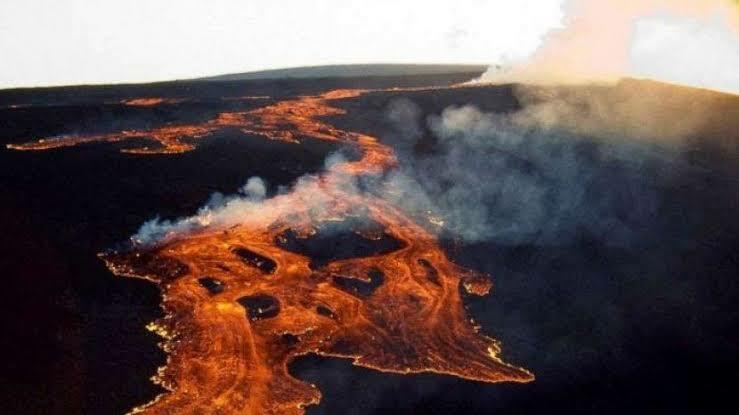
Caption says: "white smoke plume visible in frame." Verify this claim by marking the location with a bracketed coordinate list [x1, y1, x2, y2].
[131, 160, 359, 245]
[130, 76, 735, 248]
[477, 0, 739, 94]
[133, 176, 269, 244]
[128, 0, 738, 248]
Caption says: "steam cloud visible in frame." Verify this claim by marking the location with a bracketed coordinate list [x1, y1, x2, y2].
[134, 176, 269, 244]
[130, 0, 737, 248]
[131, 82, 705, 250]
[477, 0, 739, 94]
[378, 90, 691, 247]
[132, 158, 358, 245]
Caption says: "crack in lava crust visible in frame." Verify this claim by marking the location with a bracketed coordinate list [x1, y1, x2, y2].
[21, 88, 534, 414]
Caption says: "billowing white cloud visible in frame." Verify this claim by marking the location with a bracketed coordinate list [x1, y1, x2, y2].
[629, 11, 739, 93]
[478, 0, 739, 94]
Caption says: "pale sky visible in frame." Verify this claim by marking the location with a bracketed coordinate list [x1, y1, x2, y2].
[0, 0, 565, 89]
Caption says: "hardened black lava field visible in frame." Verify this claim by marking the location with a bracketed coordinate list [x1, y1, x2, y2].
[1, 70, 738, 414]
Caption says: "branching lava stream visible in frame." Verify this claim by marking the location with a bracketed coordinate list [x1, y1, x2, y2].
[10, 88, 534, 414]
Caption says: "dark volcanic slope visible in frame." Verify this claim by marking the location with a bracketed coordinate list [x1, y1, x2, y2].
[302, 79, 739, 415]
[198, 64, 487, 82]
[1, 73, 737, 415]
[0, 71, 479, 108]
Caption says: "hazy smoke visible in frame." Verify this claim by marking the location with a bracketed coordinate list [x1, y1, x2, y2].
[379, 92, 685, 246]
[131, 163, 358, 245]
[130, 79, 721, 249]
[124, 0, 738, 249]
[133, 176, 269, 244]
[477, 0, 739, 94]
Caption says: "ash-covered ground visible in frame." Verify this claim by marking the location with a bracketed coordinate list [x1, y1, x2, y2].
[1, 71, 737, 414]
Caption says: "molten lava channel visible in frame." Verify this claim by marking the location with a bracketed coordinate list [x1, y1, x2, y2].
[10, 88, 533, 414]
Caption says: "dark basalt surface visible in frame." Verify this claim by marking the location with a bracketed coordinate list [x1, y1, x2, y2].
[237, 295, 281, 320]
[417, 258, 441, 286]
[331, 269, 385, 298]
[197, 277, 226, 295]
[232, 246, 277, 274]
[1, 72, 738, 415]
[315, 305, 337, 320]
[276, 219, 405, 270]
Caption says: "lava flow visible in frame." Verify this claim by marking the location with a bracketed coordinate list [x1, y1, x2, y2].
[122, 98, 188, 106]
[11, 88, 534, 414]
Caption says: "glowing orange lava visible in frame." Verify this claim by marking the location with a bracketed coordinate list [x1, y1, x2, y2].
[10, 88, 533, 414]
[122, 98, 184, 106]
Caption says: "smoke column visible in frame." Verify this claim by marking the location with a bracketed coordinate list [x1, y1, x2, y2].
[478, 0, 739, 94]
